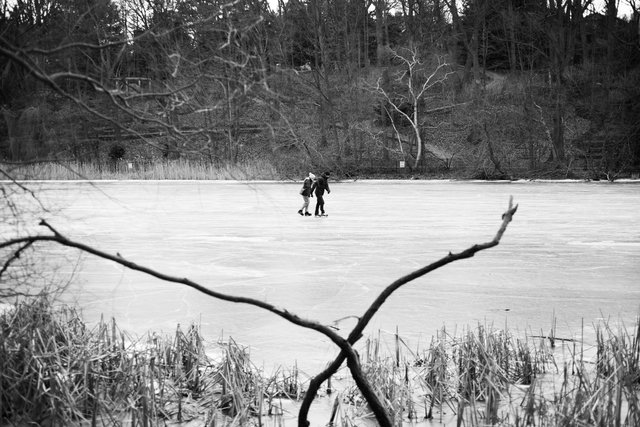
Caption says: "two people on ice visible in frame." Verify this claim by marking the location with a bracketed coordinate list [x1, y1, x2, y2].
[298, 171, 331, 217]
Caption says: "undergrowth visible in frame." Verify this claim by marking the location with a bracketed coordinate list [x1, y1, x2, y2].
[1, 297, 638, 426]
[0, 296, 299, 426]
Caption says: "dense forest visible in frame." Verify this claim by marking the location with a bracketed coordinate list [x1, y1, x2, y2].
[1, 0, 639, 179]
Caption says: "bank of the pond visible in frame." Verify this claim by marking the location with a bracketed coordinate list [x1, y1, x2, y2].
[2, 159, 639, 181]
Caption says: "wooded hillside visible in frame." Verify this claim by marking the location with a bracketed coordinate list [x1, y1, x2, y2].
[1, 0, 639, 179]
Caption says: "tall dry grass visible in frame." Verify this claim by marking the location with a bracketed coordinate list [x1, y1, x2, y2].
[0, 296, 302, 426]
[1, 159, 282, 181]
[2, 298, 638, 426]
[333, 320, 639, 426]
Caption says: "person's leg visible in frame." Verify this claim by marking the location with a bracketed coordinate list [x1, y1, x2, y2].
[301, 196, 309, 214]
[315, 195, 323, 216]
[304, 196, 312, 215]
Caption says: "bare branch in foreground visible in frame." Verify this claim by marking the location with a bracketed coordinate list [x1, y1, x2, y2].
[0, 241, 33, 279]
[2, 220, 392, 425]
[0, 198, 518, 427]
[297, 196, 518, 426]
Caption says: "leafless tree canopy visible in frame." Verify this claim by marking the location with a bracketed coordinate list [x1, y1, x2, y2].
[1, 0, 638, 177]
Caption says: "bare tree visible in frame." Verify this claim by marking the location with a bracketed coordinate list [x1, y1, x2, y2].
[0, 0, 288, 167]
[373, 48, 452, 169]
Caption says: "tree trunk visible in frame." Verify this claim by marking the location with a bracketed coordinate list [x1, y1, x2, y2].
[412, 99, 422, 169]
[362, 0, 369, 68]
[470, 28, 481, 100]
[446, 0, 482, 99]
[375, 0, 386, 66]
[605, 0, 617, 76]
[579, 8, 589, 64]
[506, 1, 517, 71]
[552, 94, 566, 163]
[547, 0, 570, 164]
[311, 0, 329, 146]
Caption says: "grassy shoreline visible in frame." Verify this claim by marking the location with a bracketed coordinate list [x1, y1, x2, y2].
[4, 159, 638, 182]
[1, 297, 638, 426]
[1, 159, 284, 181]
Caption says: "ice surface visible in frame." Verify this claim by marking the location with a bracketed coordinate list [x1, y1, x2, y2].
[16, 180, 640, 373]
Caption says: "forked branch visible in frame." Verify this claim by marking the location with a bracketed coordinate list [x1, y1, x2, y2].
[297, 196, 518, 426]
[0, 198, 518, 427]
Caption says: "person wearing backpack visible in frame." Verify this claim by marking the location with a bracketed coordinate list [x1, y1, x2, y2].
[298, 172, 315, 216]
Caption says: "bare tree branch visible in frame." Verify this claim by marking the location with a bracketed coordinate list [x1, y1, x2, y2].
[0, 167, 49, 212]
[371, 48, 454, 168]
[0, 241, 33, 279]
[0, 198, 518, 427]
[2, 218, 393, 425]
[0, 37, 204, 141]
[0, 4, 280, 161]
[297, 197, 518, 426]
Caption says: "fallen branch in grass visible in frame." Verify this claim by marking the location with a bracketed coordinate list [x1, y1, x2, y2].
[530, 335, 576, 342]
[0, 197, 518, 427]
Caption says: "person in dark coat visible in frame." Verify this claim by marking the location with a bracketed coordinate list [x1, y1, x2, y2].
[311, 171, 331, 217]
[298, 172, 315, 216]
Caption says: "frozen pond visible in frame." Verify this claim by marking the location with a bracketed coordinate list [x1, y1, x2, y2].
[14, 180, 640, 374]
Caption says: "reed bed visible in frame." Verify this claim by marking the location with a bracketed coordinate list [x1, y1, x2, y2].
[1, 159, 281, 181]
[2, 298, 638, 426]
[334, 321, 639, 426]
[0, 296, 303, 426]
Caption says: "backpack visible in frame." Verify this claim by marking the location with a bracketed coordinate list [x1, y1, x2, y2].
[300, 177, 311, 195]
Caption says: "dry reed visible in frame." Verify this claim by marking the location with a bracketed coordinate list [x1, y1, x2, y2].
[333, 319, 639, 426]
[1, 159, 281, 181]
[2, 298, 638, 426]
[0, 296, 299, 426]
